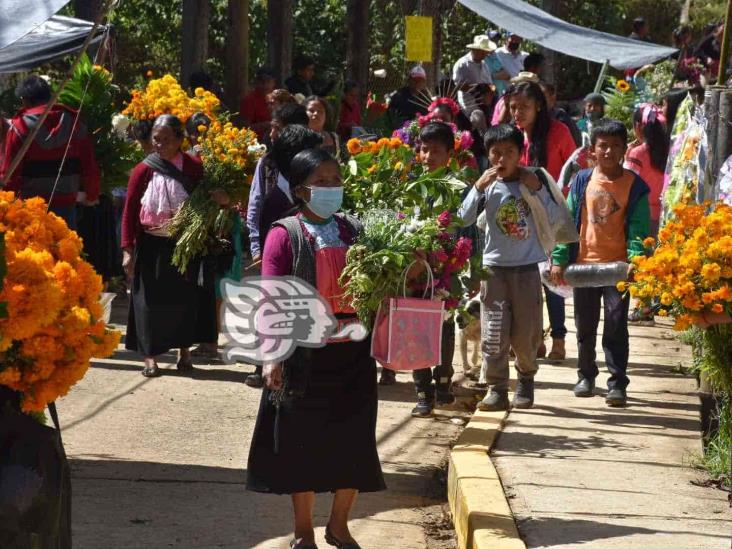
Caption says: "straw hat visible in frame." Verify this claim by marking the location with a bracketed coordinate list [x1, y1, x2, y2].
[466, 35, 497, 53]
[510, 71, 540, 84]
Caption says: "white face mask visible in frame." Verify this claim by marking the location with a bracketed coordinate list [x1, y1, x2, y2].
[304, 186, 343, 218]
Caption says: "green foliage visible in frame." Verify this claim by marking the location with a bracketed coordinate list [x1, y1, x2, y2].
[602, 76, 639, 134]
[0, 233, 7, 320]
[56, 54, 141, 193]
[694, 396, 731, 486]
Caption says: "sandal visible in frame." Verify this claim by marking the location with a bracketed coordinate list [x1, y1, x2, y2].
[141, 363, 161, 377]
[290, 539, 318, 549]
[325, 525, 361, 549]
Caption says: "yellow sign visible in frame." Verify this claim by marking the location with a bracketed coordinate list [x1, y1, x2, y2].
[405, 16, 433, 62]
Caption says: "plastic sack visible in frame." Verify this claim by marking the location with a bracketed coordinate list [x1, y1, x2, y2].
[563, 261, 629, 288]
[539, 261, 573, 298]
[100, 292, 116, 324]
[537, 168, 580, 245]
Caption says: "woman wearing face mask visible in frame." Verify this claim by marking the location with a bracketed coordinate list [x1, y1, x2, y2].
[305, 96, 341, 160]
[247, 148, 384, 549]
[507, 81, 576, 361]
[121, 114, 229, 377]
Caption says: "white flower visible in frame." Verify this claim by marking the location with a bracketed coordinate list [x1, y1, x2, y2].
[111, 114, 130, 138]
[247, 144, 267, 155]
[373, 69, 387, 78]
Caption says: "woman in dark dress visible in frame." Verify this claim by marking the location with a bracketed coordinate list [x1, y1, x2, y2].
[247, 149, 384, 549]
[121, 114, 228, 377]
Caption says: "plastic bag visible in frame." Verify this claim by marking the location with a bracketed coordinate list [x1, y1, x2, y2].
[139, 174, 188, 229]
[537, 168, 579, 245]
[539, 261, 573, 298]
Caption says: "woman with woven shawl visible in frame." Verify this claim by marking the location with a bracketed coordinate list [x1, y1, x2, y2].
[121, 114, 229, 377]
[246, 148, 384, 549]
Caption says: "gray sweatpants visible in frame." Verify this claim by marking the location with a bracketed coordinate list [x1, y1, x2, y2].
[479, 264, 543, 391]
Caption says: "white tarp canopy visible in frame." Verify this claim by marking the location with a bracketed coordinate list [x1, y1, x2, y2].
[458, 0, 677, 70]
[0, 0, 71, 50]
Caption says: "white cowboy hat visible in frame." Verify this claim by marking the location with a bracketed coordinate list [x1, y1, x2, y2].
[466, 35, 497, 52]
[510, 71, 540, 84]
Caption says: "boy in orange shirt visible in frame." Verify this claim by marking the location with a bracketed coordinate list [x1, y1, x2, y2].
[550, 120, 650, 407]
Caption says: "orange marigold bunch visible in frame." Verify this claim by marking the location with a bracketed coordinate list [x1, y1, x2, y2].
[346, 137, 406, 156]
[0, 192, 121, 412]
[623, 202, 732, 331]
[122, 74, 220, 123]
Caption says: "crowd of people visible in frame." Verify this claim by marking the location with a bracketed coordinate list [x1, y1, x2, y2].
[0, 19, 714, 549]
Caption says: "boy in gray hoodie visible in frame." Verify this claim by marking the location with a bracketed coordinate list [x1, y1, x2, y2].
[459, 124, 562, 410]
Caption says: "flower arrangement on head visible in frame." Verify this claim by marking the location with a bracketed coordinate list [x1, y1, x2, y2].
[622, 202, 732, 331]
[0, 193, 121, 412]
[122, 74, 220, 123]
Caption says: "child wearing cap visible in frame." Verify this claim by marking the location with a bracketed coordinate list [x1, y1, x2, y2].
[577, 93, 606, 136]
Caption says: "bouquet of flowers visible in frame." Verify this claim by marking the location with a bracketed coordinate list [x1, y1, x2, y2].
[57, 54, 141, 193]
[122, 74, 220, 123]
[0, 193, 120, 412]
[392, 115, 475, 166]
[340, 209, 488, 327]
[169, 121, 264, 273]
[622, 202, 732, 331]
[343, 136, 469, 216]
[602, 77, 640, 135]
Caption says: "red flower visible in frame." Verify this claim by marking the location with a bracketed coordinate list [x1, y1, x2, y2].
[438, 211, 451, 227]
[428, 97, 460, 117]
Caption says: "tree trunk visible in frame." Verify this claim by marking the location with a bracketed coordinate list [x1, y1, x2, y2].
[346, 0, 370, 94]
[540, 0, 562, 86]
[73, 0, 102, 21]
[267, 0, 294, 87]
[680, 0, 692, 24]
[422, 0, 444, 88]
[226, 0, 250, 111]
[181, 0, 211, 89]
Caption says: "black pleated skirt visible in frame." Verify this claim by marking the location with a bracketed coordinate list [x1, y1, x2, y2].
[246, 337, 386, 495]
[126, 232, 214, 356]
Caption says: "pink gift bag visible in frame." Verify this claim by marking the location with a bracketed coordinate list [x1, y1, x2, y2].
[371, 261, 445, 371]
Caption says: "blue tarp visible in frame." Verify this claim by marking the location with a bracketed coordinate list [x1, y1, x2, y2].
[458, 0, 677, 69]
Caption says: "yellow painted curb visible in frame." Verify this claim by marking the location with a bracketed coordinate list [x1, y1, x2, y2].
[448, 409, 525, 549]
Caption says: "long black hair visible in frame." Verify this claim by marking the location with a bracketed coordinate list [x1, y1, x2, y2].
[633, 107, 669, 172]
[664, 89, 687, 136]
[506, 81, 551, 168]
[288, 148, 339, 209]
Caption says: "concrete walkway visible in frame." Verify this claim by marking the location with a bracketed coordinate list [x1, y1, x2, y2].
[491, 300, 732, 548]
[58, 298, 469, 548]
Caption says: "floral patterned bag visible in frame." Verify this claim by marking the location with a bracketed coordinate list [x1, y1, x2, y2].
[371, 260, 445, 371]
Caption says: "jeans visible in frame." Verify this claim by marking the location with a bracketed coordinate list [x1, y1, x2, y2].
[413, 320, 455, 393]
[543, 284, 567, 339]
[574, 286, 631, 390]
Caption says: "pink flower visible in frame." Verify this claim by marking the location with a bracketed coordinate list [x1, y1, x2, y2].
[454, 237, 473, 263]
[437, 231, 451, 242]
[432, 250, 449, 264]
[459, 131, 474, 151]
[444, 297, 460, 310]
[396, 212, 406, 220]
[437, 211, 451, 227]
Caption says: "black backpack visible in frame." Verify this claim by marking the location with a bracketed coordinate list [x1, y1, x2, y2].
[0, 388, 72, 549]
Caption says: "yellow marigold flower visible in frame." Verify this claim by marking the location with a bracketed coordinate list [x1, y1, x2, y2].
[616, 80, 631, 93]
[660, 293, 673, 306]
[701, 262, 722, 283]
[347, 138, 362, 155]
[616, 281, 627, 292]
[658, 309, 668, 317]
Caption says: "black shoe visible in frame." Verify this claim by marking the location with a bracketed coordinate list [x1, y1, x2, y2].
[290, 539, 319, 549]
[606, 388, 627, 407]
[435, 384, 455, 406]
[411, 390, 435, 417]
[379, 368, 397, 386]
[512, 377, 534, 409]
[325, 524, 361, 548]
[573, 378, 595, 397]
[245, 373, 263, 388]
[477, 389, 509, 411]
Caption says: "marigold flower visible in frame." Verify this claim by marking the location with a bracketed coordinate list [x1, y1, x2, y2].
[347, 138, 362, 155]
[643, 237, 655, 248]
[711, 303, 725, 314]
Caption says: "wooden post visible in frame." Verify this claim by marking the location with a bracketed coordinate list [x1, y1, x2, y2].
[540, 0, 563, 86]
[226, 0, 250, 113]
[181, 0, 211, 87]
[267, 0, 294, 87]
[346, 0, 370, 95]
[422, 0, 443, 88]
[704, 86, 723, 185]
[717, 0, 732, 84]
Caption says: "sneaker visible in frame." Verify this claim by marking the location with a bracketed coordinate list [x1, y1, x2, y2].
[411, 391, 435, 417]
[606, 388, 627, 407]
[435, 384, 456, 406]
[477, 389, 509, 411]
[628, 308, 655, 326]
[573, 377, 595, 397]
[512, 377, 534, 409]
[379, 368, 397, 386]
[245, 372, 264, 388]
